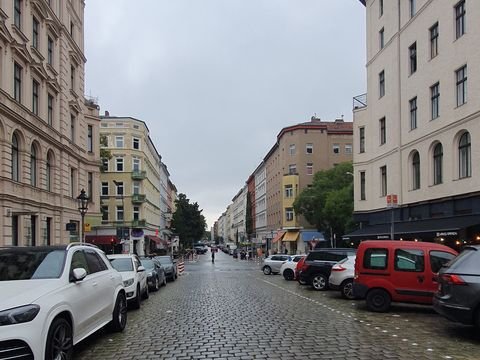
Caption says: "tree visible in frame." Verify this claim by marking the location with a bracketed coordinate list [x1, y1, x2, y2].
[100, 134, 112, 172]
[171, 193, 206, 249]
[293, 162, 355, 242]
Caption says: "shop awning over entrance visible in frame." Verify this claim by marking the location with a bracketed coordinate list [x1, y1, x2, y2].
[283, 231, 299, 242]
[272, 231, 286, 243]
[85, 235, 119, 245]
[146, 235, 167, 245]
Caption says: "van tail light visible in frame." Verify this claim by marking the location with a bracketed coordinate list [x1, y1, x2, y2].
[441, 274, 467, 285]
[331, 264, 347, 272]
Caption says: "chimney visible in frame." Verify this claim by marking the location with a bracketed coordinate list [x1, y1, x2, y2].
[311, 116, 321, 122]
[335, 118, 344, 123]
[104, 110, 110, 117]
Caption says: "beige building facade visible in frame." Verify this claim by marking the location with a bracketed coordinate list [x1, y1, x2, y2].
[0, 0, 101, 246]
[348, 0, 480, 247]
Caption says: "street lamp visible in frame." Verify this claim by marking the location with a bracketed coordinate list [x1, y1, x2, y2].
[76, 189, 89, 243]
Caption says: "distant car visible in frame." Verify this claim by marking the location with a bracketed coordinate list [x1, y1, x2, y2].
[328, 255, 356, 299]
[108, 254, 149, 309]
[154, 255, 177, 281]
[140, 257, 166, 291]
[261, 254, 290, 275]
[194, 243, 208, 254]
[0, 243, 127, 360]
[280, 255, 306, 280]
[433, 245, 480, 327]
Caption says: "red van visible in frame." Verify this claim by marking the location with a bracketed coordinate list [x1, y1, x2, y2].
[353, 240, 457, 312]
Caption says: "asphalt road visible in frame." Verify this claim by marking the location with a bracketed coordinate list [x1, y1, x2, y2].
[73, 250, 480, 359]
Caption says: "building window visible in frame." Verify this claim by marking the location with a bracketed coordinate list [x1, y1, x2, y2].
[455, 0, 466, 39]
[133, 206, 140, 221]
[32, 80, 39, 115]
[433, 143, 443, 185]
[133, 181, 140, 194]
[46, 153, 52, 191]
[430, 23, 438, 59]
[32, 17, 39, 49]
[409, 0, 416, 18]
[285, 208, 294, 222]
[87, 125, 93, 152]
[70, 168, 76, 198]
[379, 117, 386, 145]
[430, 82, 440, 119]
[101, 182, 109, 196]
[47, 94, 53, 125]
[333, 144, 340, 154]
[412, 151, 420, 190]
[306, 143, 313, 154]
[380, 166, 387, 197]
[116, 157, 124, 172]
[70, 21, 74, 37]
[456, 65, 467, 107]
[345, 144, 352, 154]
[12, 134, 19, 181]
[30, 145, 37, 186]
[115, 181, 124, 196]
[70, 65, 75, 90]
[409, 97, 417, 130]
[409, 42, 417, 74]
[359, 127, 365, 153]
[459, 132, 471, 179]
[285, 184, 293, 198]
[88, 172, 93, 200]
[70, 115, 75, 142]
[101, 206, 108, 221]
[379, 70, 385, 98]
[288, 164, 296, 175]
[289, 144, 295, 155]
[133, 137, 140, 150]
[116, 206, 124, 221]
[102, 158, 109, 172]
[115, 136, 124, 148]
[306, 163, 313, 175]
[132, 158, 140, 171]
[47, 37, 54, 65]
[360, 171, 366, 200]
[379, 0, 383, 16]
[379, 27, 384, 49]
[14, 0, 22, 29]
[14, 62, 22, 102]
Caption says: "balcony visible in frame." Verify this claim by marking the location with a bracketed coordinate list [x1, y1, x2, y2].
[131, 194, 146, 204]
[353, 93, 367, 110]
[131, 219, 146, 227]
[131, 170, 147, 180]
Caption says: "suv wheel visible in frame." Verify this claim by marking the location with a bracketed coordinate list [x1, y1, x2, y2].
[263, 266, 272, 275]
[142, 283, 149, 300]
[153, 277, 160, 292]
[283, 269, 294, 281]
[45, 317, 73, 360]
[109, 292, 127, 332]
[340, 279, 355, 300]
[312, 274, 328, 291]
[132, 285, 141, 309]
[366, 288, 391, 312]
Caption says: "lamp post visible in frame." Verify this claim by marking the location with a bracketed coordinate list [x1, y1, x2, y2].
[76, 189, 89, 243]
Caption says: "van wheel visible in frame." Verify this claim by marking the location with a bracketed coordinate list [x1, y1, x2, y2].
[312, 274, 328, 291]
[366, 289, 391, 312]
[340, 279, 355, 300]
[283, 269, 294, 281]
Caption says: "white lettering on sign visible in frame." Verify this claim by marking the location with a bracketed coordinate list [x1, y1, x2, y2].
[436, 231, 458, 237]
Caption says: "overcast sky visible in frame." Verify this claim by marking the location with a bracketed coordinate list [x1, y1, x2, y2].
[84, 1, 366, 228]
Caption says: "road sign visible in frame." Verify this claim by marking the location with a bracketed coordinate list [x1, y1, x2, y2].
[84, 223, 91, 232]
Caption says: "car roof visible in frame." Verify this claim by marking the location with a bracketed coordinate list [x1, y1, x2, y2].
[359, 240, 456, 252]
[107, 254, 136, 258]
[0, 245, 67, 252]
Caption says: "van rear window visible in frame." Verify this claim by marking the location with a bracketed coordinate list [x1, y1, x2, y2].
[364, 248, 388, 269]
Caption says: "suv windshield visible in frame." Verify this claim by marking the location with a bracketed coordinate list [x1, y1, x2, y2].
[140, 259, 155, 270]
[109, 258, 134, 272]
[0, 248, 66, 280]
[156, 257, 172, 265]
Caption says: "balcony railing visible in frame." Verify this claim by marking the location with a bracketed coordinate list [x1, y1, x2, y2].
[131, 219, 146, 227]
[131, 194, 146, 203]
[353, 93, 367, 110]
[131, 170, 147, 180]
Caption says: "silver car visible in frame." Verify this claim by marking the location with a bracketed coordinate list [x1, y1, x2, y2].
[261, 254, 290, 275]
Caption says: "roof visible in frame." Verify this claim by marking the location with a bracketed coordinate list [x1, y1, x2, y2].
[358, 240, 456, 251]
[277, 118, 353, 140]
[359, 0, 366, 6]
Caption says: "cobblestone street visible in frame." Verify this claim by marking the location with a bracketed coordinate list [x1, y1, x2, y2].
[73, 250, 480, 360]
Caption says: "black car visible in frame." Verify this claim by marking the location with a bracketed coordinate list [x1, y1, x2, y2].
[140, 257, 166, 291]
[154, 255, 177, 281]
[298, 248, 357, 291]
[433, 245, 480, 327]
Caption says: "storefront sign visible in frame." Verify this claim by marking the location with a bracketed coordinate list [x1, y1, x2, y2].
[436, 231, 458, 237]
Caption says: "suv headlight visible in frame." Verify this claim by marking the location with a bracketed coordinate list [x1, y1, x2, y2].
[123, 278, 134, 287]
[0, 304, 40, 326]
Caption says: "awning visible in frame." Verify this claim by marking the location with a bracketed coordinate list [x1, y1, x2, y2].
[283, 231, 299, 242]
[301, 231, 325, 242]
[85, 235, 119, 245]
[146, 235, 168, 246]
[272, 231, 286, 243]
[343, 215, 480, 241]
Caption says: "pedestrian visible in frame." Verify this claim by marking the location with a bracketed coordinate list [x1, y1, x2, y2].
[211, 249, 215, 263]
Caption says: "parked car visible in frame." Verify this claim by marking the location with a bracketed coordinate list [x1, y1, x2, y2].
[261, 254, 290, 275]
[280, 255, 306, 280]
[154, 255, 177, 281]
[295, 256, 307, 284]
[298, 248, 357, 290]
[0, 243, 127, 360]
[353, 240, 457, 312]
[433, 245, 480, 327]
[108, 254, 149, 309]
[140, 257, 166, 291]
[328, 255, 356, 299]
[194, 243, 208, 254]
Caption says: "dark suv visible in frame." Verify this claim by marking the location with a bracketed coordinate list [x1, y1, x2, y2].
[298, 248, 357, 290]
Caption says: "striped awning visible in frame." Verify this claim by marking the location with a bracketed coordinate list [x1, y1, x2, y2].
[272, 231, 286, 243]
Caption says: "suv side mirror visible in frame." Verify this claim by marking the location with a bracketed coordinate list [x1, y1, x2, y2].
[138, 265, 146, 272]
[71, 268, 87, 282]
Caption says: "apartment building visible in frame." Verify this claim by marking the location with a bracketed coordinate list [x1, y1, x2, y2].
[347, 0, 480, 248]
[253, 162, 267, 245]
[231, 186, 247, 243]
[0, 0, 101, 246]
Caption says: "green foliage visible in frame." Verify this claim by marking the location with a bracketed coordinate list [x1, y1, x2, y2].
[293, 162, 355, 239]
[171, 193, 206, 249]
[99, 134, 112, 172]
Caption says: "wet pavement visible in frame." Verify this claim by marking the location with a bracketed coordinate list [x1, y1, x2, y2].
[73, 250, 480, 359]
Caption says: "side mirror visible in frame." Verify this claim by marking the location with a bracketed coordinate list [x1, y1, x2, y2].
[138, 265, 146, 272]
[71, 268, 87, 282]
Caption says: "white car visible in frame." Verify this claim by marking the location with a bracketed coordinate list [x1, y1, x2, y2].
[0, 243, 127, 360]
[328, 255, 356, 299]
[280, 254, 306, 280]
[108, 254, 149, 309]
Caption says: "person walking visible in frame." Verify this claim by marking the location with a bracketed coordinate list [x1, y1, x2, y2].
[211, 249, 215, 263]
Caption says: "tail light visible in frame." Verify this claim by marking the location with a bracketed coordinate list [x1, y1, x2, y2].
[440, 274, 467, 285]
[331, 264, 347, 272]
[300, 263, 309, 272]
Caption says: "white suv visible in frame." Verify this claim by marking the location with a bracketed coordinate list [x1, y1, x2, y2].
[107, 254, 148, 309]
[0, 243, 127, 360]
[280, 254, 306, 280]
